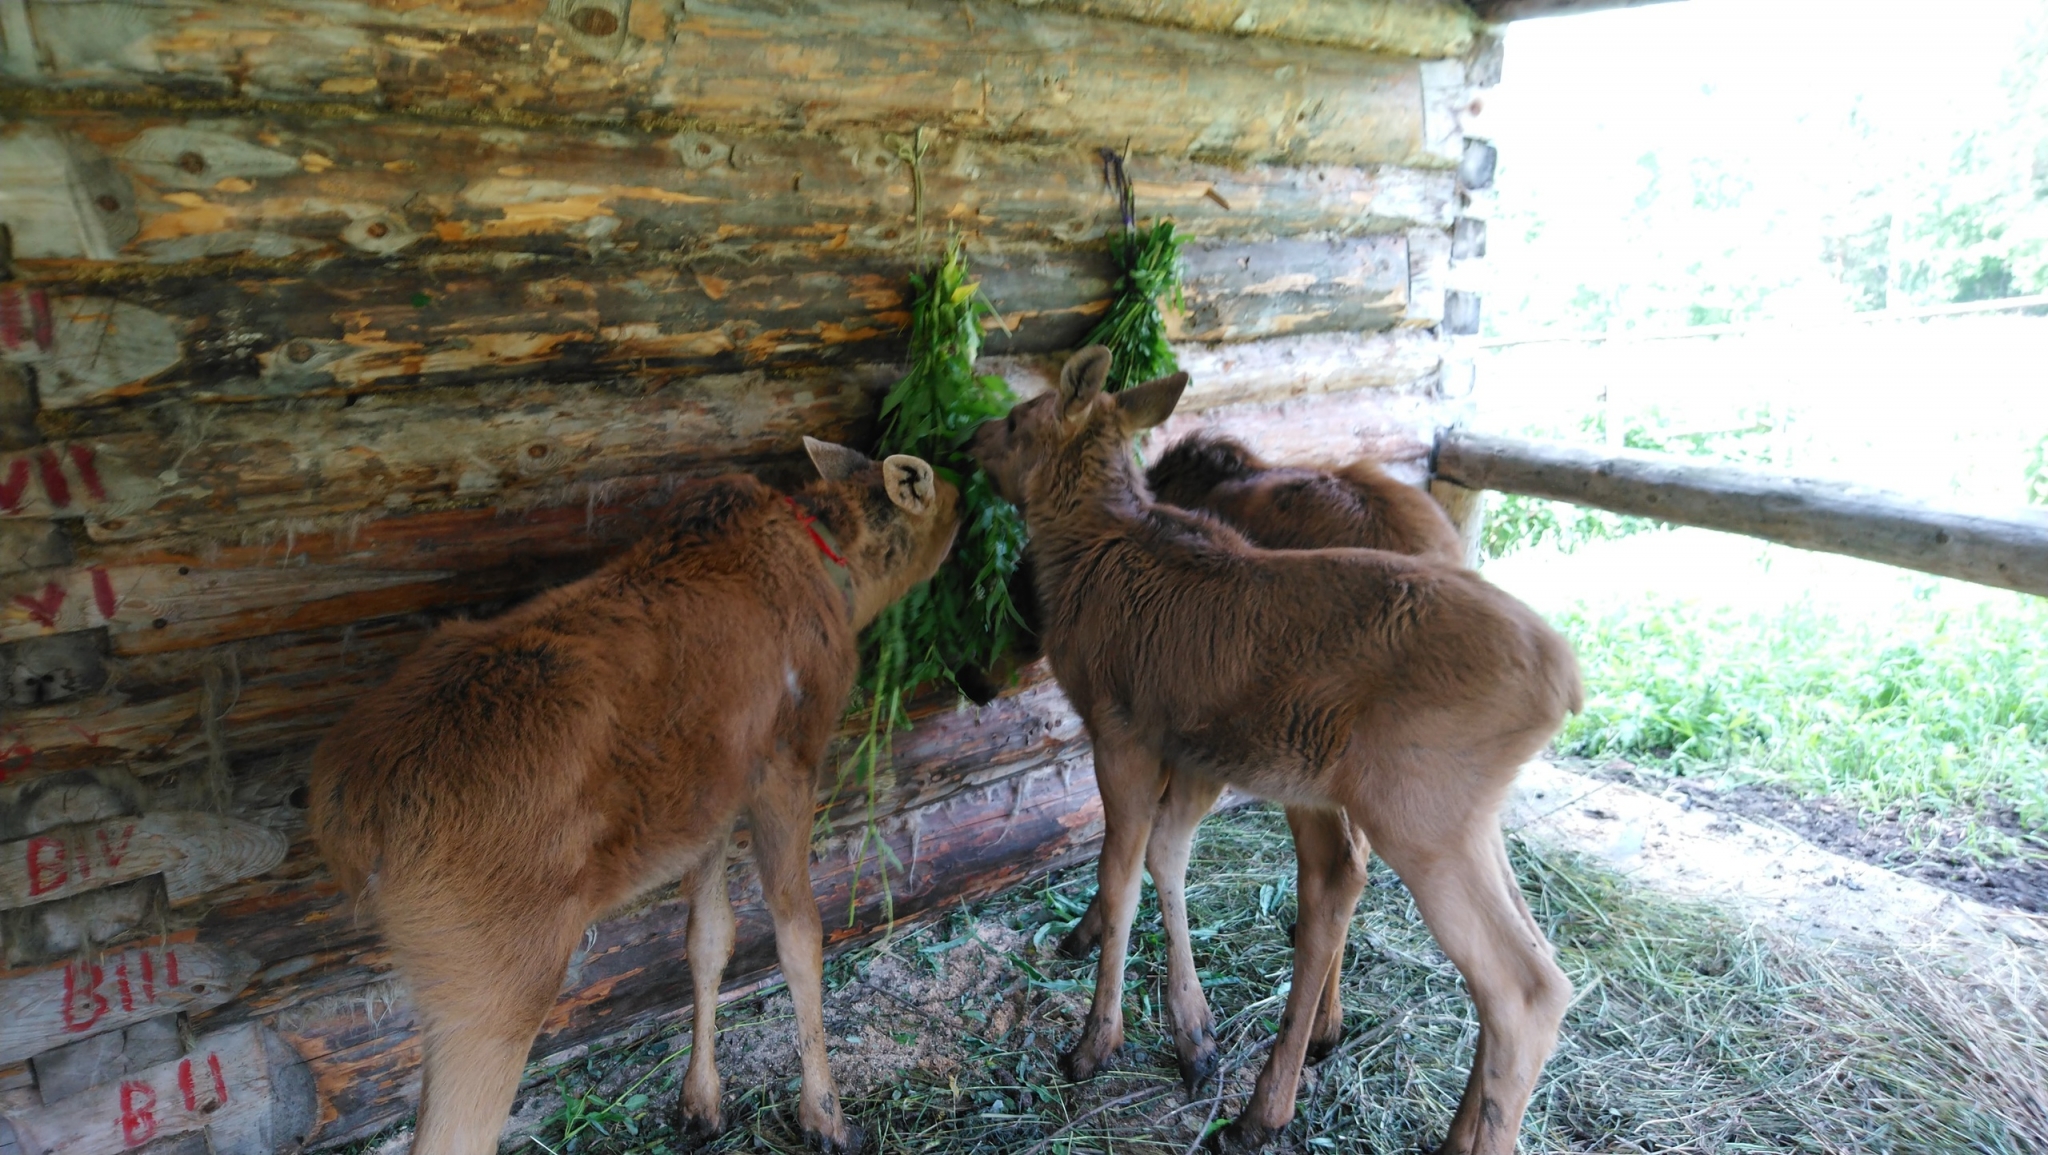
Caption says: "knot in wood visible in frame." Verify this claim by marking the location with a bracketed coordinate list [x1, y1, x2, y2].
[94, 194, 120, 213]
[177, 151, 207, 175]
[568, 6, 619, 35]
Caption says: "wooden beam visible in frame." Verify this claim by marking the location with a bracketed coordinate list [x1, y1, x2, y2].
[1468, 0, 1683, 22]
[1433, 431, 2048, 597]
[0, 0, 1458, 169]
[1003, 0, 1481, 57]
[4, 112, 1456, 271]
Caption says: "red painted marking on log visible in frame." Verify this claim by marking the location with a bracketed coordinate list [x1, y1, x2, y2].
[62, 960, 109, 1032]
[164, 949, 181, 988]
[119, 1079, 158, 1146]
[0, 739, 31, 782]
[34, 449, 69, 509]
[0, 459, 30, 513]
[68, 723, 103, 746]
[13, 580, 65, 627]
[97, 822, 136, 868]
[177, 1055, 197, 1112]
[115, 955, 134, 1012]
[140, 947, 156, 1001]
[206, 1052, 228, 1106]
[69, 444, 109, 502]
[91, 566, 118, 619]
[29, 288, 53, 353]
[25, 834, 66, 895]
[0, 287, 21, 350]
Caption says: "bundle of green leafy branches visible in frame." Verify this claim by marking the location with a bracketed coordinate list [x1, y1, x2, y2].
[840, 240, 1030, 915]
[1081, 218, 1186, 393]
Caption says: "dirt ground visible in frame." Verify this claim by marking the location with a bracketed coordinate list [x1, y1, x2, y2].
[1563, 756, 2048, 914]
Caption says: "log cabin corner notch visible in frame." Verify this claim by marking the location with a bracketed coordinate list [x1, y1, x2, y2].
[0, 0, 1513, 1148]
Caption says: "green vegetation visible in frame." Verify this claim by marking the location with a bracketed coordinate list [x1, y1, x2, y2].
[1081, 220, 1185, 394]
[1556, 593, 2048, 826]
[843, 242, 1029, 916]
[507, 805, 2048, 1155]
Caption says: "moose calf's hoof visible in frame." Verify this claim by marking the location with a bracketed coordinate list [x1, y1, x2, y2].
[805, 1122, 865, 1154]
[1059, 1041, 1117, 1082]
[1056, 923, 1101, 961]
[1174, 1027, 1221, 1090]
[673, 1105, 723, 1147]
[1304, 1027, 1342, 1067]
[1207, 1117, 1275, 1154]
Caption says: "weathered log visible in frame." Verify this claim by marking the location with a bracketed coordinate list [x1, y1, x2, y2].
[1433, 431, 2048, 597]
[1468, 0, 1683, 20]
[12, 236, 1416, 410]
[0, 942, 259, 1064]
[0, 1, 1461, 170]
[0, 813, 287, 909]
[0, 1022, 317, 1155]
[1, 113, 1455, 271]
[1004, 0, 1480, 56]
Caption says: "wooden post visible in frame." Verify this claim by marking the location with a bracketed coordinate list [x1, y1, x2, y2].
[1433, 431, 2048, 597]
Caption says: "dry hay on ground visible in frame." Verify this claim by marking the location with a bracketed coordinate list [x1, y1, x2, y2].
[362, 804, 2048, 1155]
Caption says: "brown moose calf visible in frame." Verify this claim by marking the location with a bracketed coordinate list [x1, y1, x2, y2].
[310, 441, 960, 1155]
[1062, 433, 1466, 1087]
[970, 350, 1581, 1155]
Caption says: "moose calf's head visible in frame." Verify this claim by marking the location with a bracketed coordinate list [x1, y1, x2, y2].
[968, 346, 1188, 514]
[801, 437, 962, 627]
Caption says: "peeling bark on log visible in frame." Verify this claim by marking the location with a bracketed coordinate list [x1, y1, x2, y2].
[0, 1, 1456, 170]
[1, 113, 1455, 271]
[1434, 432, 2048, 597]
[1004, 0, 1480, 56]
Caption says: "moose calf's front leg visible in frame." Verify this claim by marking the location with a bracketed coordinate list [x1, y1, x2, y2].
[750, 786, 863, 1153]
[1147, 771, 1227, 1088]
[1063, 736, 1167, 1082]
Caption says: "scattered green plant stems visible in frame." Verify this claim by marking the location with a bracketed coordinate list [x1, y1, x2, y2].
[840, 239, 1030, 924]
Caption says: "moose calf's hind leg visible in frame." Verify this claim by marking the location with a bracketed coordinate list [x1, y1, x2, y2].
[1214, 809, 1370, 1154]
[1062, 737, 1167, 1082]
[677, 861, 737, 1139]
[1287, 807, 1368, 1066]
[750, 788, 863, 1154]
[408, 911, 585, 1155]
[1374, 821, 1570, 1155]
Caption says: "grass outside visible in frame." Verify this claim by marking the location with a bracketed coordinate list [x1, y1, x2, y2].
[508, 805, 2048, 1155]
[1552, 591, 2048, 831]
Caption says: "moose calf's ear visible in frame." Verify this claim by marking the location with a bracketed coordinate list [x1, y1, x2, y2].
[1115, 371, 1189, 430]
[1058, 345, 1114, 417]
[881, 454, 939, 514]
[805, 436, 873, 482]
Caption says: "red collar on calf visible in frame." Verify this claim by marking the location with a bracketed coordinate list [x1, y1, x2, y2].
[782, 496, 855, 615]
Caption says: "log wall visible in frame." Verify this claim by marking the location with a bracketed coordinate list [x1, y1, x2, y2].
[0, 2, 1501, 1150]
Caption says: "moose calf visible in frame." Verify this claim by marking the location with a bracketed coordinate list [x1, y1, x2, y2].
[1061, 433, 1466, 1086]
[971, 350, 1580, 1155]
[310, 440, 960, 1155]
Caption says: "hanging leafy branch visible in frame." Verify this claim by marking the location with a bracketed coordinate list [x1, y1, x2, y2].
[1083, 146, 1186, 393]
[833, 146, 1182, 925]
[838, 239, 1029, 923]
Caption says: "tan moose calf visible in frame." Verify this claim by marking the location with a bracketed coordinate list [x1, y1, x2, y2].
[970, 349, 1580, 1155]
[309, 440, 960, 1155]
